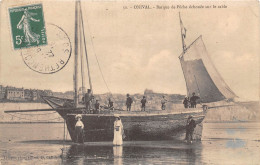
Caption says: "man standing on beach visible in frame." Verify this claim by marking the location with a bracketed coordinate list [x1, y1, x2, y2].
[185, 116, 196, 143]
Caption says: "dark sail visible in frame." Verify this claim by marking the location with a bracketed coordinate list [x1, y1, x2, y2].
[179, 36, 237, 103]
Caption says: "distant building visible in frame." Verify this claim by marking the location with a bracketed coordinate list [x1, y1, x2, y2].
[31, 90, 38, 101]
[24, 89, 32, 100]
[6, 88, 24, 100]
[44, 90, 53, 96]
[64, 91, 74, 99]
[144, 89, 154, 95]
[0, 85, 6, 99]
[0, 85, 55, 102]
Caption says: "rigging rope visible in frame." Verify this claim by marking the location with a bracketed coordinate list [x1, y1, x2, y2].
[80, 4, 114, 99]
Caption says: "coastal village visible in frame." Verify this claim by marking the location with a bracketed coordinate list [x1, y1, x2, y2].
[0, 85, 53, 102]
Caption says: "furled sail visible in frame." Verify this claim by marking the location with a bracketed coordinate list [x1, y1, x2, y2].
[179, 36, 237, 103]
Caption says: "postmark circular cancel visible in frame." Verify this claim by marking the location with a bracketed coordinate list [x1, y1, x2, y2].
[21, 24, 71, 74]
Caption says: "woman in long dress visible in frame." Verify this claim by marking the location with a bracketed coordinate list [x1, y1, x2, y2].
[75, 114, 84, 143]
[17, 9, 40, 45]
[113, 116, 124, 146]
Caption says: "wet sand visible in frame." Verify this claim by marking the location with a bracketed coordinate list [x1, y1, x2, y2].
[0, 122, 260, 164]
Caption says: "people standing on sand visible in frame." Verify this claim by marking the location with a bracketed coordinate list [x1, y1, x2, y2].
[141, 96, 147, 111]
[75, 114, 84, 143]
[126, 94, 133, 111]
[185, 115, 196, 143]
[113, 115, 124, 146]
[190, 92, 200, 108]
[161, 96, 167, 110]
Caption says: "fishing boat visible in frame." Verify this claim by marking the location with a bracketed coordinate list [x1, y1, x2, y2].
[5, 2, 238, 142]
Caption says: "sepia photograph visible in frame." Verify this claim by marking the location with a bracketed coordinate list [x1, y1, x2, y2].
[0, 0, 259, 164]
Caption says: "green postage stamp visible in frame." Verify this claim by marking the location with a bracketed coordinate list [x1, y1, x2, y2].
[9, 4, 47, 49]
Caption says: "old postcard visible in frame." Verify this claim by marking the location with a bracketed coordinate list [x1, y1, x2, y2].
[0, 0, 259, 164]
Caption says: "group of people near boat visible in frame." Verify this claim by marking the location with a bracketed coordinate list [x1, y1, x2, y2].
[74, 114, 124, 145]
[183, 92, 200, 108]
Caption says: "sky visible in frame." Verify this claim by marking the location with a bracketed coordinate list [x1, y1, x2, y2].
[0, 0, 259, 101]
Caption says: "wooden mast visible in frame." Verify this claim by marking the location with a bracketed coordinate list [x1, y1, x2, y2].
[79, 8, 86, 96]
[75, 0, 93, 106]
[178, 12, 190, 97]
[74, 0, 80, 107]
[179, 12, 186, 53]
[79, 0, 93, 94]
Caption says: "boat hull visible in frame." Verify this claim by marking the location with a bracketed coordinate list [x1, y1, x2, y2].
[57, 109, 205, 142]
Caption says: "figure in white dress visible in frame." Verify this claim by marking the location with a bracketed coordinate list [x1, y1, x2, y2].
[75, 114, 84, 143]
[113, 115, 124, 146]
[17, 8, 40, 45]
